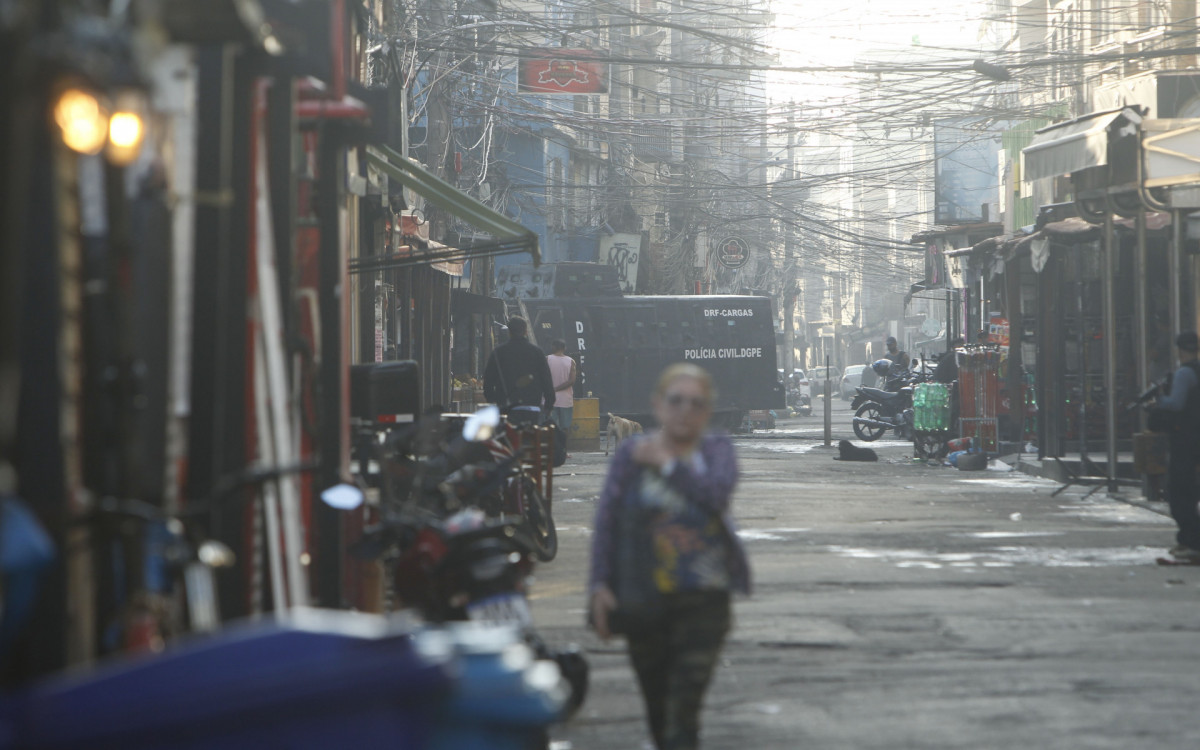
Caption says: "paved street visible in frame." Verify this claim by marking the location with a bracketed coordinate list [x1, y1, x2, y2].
[533, 400, 1200, 750]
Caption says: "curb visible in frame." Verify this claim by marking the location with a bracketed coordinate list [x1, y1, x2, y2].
[1011, 455, 1171, 518]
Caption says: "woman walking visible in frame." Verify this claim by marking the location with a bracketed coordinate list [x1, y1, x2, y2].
[588, 363, 751, 750]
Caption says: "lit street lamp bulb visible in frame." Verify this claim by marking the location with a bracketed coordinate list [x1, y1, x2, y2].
[109, 112, 143, 149]
[54, 88, 108, 155]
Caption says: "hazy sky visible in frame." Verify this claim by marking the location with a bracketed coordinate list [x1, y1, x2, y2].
[768, 0, 994, 103]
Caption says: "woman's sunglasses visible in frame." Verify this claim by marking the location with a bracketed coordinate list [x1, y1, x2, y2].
[664, 393, 709, 410]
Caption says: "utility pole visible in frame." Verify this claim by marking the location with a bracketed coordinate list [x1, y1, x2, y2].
[783, 111, 797, 374]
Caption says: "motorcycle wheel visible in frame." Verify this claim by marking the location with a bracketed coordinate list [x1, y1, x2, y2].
[914, 431, 948, 459]
[853, 403, 887, 442]
[522, 478, 558, 562]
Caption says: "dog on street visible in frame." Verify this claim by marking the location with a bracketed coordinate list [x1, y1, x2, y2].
[605, 413, 643, 456]
[834, 439, 878, 462]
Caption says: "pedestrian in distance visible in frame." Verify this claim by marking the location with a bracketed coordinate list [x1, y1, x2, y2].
[1151, 331, 1200, 562]
[546, 339, 577, 434]
[588, 363, 751, 750]
[482, 316, 555, 414]
[884, 335, 909, 369]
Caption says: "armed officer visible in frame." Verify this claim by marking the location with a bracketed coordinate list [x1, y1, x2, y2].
[1152, 331, 1200, 561]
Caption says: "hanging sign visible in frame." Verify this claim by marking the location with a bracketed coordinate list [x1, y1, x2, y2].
[714, 236, 750, 269]
[519, 50, 609, 95]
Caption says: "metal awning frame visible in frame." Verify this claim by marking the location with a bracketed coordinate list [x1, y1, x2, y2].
[358, 144, 539, 272]
[1022, 108, 1128, 182]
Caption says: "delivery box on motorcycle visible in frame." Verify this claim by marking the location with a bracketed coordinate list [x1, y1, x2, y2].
[351, 361, 421, 426]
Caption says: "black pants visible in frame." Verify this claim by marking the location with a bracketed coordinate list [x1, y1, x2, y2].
[1168, 439, 1200, 549]
[626, 590, 731, 750]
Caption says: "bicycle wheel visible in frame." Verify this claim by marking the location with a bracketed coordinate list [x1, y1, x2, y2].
[521, 477, 558, 562]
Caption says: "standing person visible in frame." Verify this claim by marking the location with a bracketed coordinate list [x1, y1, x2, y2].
[482, 316, 555, 414]
[1152, 331, 1200, 560]
[884, 336, 909, 369]
[545, 339, 577, 433]
[588, 364, 751, 750]
[933, 337, 964, 384]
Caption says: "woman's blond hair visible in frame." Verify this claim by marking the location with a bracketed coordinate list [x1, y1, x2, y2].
[654, 363, 716, 403]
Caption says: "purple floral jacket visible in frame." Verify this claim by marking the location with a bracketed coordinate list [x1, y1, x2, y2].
[588, 433, 752, 595]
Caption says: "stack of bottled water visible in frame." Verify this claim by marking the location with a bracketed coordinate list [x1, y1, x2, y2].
[913, 383, 950, 432]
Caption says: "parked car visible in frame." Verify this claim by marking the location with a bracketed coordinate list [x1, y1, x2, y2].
[809, 366, 841, 392]
[840, 364, 869, 400]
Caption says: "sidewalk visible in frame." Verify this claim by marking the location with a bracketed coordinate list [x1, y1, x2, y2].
[1009, 452, 1171, 518]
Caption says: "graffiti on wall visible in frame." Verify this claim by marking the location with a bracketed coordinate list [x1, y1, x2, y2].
[600, 233, 641, 293]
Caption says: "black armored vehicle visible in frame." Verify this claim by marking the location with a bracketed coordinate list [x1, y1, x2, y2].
[520, 295, 785, 430]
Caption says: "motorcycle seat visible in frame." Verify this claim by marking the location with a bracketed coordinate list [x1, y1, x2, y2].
[859, 387, 906, 403]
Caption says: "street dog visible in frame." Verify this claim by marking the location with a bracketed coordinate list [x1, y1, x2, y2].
[605, 414, 643, 456]
[835, 439, 878, 462]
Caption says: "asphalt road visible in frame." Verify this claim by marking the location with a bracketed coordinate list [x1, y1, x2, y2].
[533, 398, 1200, 750]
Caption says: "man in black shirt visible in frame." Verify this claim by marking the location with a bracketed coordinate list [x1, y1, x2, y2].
[884, 336, 909, 369]
[933, 337, 964, 384]
[483, 316, 556, 413]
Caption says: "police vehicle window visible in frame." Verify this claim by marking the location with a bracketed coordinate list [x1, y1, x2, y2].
[629, 309, 656, 347]
[679, 319, 697, 346]
[601, 309, 621, 347]
[657, 320, 675, 347]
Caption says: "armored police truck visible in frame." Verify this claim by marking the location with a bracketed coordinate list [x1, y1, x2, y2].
[520, 295, 784, 429]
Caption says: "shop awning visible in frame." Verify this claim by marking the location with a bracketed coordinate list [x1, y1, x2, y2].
[451, 289, 506, 317]
[357, 144, 539, 271]
[1022, 109, 1126, 182]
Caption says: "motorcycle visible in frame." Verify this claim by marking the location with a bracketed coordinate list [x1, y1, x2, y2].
[357, 405, 557, 562]
[787, 386, 812, 417]
[338, 408, 588, 722]
[436, 406, 557, 562]
[851, 359, 924, 442]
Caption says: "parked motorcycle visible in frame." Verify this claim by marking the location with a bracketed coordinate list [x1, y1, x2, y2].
[357, 405, 557, 562]
[337, 408, 588, 721]
[851, 359, 923, 442]
[787, 386, 812, 417]
[435, 406, 557, 562]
